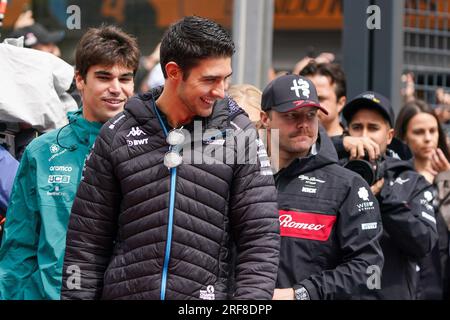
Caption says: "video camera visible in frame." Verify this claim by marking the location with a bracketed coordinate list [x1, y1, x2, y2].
[344, 154, 386, 186]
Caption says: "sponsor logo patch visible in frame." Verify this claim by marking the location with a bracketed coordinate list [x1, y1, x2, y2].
[126, 127, 146, 137]
[126, 138, 149, 146]
[50, 144, 60, 154]
[279, 210, 336, 241]
[49, 166, 73, 172]
[361, 222, 378, 230]
[48, 175, 71, 184]
[199, 285, 215, 300]
[422, 211, 436, 224]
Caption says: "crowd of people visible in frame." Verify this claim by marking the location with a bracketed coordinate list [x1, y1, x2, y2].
[0, 14, 449, 300]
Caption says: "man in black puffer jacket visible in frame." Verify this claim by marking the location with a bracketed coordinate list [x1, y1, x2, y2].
[60, 16, 280, 300]
[262, 75, 384, 300]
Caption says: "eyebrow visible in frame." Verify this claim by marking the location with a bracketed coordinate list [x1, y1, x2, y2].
[94, 71, 134, 78]
[202, 72, 233, 80]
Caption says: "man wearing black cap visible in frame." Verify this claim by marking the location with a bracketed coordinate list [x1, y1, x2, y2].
[343, 91, 438, 299]
[10, 23, 64, 57]
[261, 74, 384, 300]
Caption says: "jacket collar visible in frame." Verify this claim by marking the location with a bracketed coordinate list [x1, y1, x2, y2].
[276, 126, 338, 178]
[67, 108, 103, 146]
[126, 86, 230, 133]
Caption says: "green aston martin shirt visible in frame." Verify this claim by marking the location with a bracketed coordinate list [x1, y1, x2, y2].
[0, 109, 102, 300]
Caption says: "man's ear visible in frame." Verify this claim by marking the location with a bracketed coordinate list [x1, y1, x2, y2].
[260, 111, 271, 129]
[387, 127, 395, 145]
[337, 96, 347, 113]
[165, 62, 182, 81]
[75, 71, 85, 92]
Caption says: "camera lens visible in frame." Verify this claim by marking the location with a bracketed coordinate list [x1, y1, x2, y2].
[344, 159, 376, 186]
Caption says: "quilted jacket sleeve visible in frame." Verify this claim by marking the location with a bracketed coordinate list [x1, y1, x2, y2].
[228, 114, 280, 300]
[60, 128, 121, 300]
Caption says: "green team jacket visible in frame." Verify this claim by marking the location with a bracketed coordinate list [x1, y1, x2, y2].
[0, 109, 102, 300]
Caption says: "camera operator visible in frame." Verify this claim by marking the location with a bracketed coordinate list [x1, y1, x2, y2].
[342, 92, 438, 299]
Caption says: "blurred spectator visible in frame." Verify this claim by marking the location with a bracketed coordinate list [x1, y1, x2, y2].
[227, 84, 262, 128]
[12, 9, 34, 30]
[0, 145, 19, 244]
[300, 61, 346, 137]
[136, 42, 162, 93]
[395, 100, 450, 299]
[146, 63, 164, 90]
[435, 88, 450, 139]
[401, 72, 416, 104]
[9, 13, 64, 57]
[292, 52, 335, 75]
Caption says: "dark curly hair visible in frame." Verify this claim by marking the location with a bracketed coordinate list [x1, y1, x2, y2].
[160, 16, 235, 80]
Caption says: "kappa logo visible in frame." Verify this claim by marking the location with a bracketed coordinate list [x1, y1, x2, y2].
[358, 187, 370, 201]
[199, 285, 215, 300]
[126, 127, 146, 137]
[290, 79, 310, 98]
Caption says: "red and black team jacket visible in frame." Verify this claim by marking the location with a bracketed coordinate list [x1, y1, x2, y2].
[275, 128, 384, 300]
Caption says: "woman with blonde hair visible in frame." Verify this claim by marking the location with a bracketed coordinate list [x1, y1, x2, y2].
[228, 84, 263, 128]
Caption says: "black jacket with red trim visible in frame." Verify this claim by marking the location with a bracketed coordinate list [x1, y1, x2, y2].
[275, 128, 384, 300]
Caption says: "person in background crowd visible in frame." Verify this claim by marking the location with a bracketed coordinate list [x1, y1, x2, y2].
[0, 25, 139, 300]
[60, 16, 280, 300]
[227, 84, 263, 128]
[300, 62, 346, 137]
[262, 74, 383, 300]
[9, 17, 65, 57]
[0, 145, 19, 244]
[395, 100, 450, 299]
[342, 92, 438, 299]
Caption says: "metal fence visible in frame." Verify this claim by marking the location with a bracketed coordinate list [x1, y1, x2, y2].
[404, 0, 450, 107]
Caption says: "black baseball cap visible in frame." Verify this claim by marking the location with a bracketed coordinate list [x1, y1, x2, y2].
[261, 74, 328, 115]
[9, 23, 65, 48]
[343, 91, 394, 127]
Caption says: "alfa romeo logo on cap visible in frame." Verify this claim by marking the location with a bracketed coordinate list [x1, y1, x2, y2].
[290, 79, 310, 98]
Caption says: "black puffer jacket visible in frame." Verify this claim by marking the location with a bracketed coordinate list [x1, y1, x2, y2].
[60, 88, 280, 300]
[276, 128, 384, 299]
